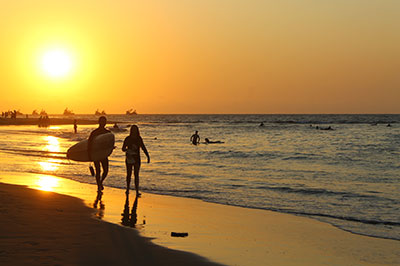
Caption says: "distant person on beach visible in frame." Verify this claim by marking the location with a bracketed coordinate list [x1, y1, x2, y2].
[190, 131, 200, 145]
[259, 122, 264, 127]
[88, 116, 111, 192]
[122, 125, 150, 196]
[73, 119, 77, 134]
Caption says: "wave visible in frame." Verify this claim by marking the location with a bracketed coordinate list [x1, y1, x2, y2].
[254, 185, 398, 202]
[0, 148, 67, 160]
[284, 209, 400, 227]
[208, 150, 279, 159]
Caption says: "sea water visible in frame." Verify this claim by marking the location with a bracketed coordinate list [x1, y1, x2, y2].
[0, 114, 399, 240]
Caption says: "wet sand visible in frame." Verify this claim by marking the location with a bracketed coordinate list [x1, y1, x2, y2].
[1, 172, 399, 266]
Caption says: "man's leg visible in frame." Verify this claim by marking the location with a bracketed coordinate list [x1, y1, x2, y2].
[100, 158, 109, 186]
[93, 161, 102, 191]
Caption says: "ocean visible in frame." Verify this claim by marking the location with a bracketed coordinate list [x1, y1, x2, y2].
[0, 114, 399, 241]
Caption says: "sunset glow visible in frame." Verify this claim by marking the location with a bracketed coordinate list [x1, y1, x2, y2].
[41, 49, 73, 78]
[35, 175, 59, 192]
[0, 1, 399, 114]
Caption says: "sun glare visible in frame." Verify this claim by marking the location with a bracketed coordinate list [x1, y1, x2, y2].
[41, 49, 73, 78]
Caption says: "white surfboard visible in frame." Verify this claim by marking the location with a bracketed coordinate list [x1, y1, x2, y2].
[67, 133, 115, 162]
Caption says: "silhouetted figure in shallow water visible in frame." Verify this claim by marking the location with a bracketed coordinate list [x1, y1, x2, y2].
[122, 125, 150, 196]
[88, 116, 111, 192]
[190, 130, 200, 145]
[121, 194, 139, 227]
[387, 123, 392, 127]
[73, 119, 77, 134]
[259, 122, 264, 127]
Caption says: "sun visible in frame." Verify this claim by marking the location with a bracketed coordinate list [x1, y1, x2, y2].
[41, 49, 73, 78]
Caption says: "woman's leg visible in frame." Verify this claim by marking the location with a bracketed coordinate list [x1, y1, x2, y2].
[126, 162, 133, 193]
[133, 162, 141, 195]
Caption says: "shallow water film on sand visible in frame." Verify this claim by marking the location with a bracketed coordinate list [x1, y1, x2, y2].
[0, 114, 399, 240]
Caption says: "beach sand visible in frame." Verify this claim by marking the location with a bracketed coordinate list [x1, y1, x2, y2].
[0, 182, 223, 266]
[0, 172, 399, 266]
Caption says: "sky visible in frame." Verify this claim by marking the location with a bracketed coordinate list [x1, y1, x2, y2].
[0, 0, 399, 114]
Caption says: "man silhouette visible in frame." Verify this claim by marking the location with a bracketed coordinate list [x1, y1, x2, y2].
[190, 131, 200, 145]
[88, 116, 111, 191]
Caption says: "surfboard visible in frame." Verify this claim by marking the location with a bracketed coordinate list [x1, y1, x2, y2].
[67, 133, 115, 162]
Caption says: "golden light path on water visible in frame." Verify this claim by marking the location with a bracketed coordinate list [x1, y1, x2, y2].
[43, 136, 60, 153]
[38, 136, 61, 173]
[38, 160, 59, 172]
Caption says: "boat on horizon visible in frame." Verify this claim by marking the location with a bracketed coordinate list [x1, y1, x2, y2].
[39, 109, 48, 116]
[95, 109, 106, 115]
[126, 109, 137, 115]
[63, 108, 75, 115]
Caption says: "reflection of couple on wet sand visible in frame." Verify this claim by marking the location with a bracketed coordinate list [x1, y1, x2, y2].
[121, 194, 139, 227]
[92, 184, 140, 228]
[88, 116, 150, 196]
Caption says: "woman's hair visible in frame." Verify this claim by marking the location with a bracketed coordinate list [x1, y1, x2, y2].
[130, 125, 140, 138]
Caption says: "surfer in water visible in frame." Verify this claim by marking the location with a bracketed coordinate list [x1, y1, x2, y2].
[204, 138, 224, 144]
[88, 116, 111, 192]
[190, 130, 200, 145]
[122, 125, 150, 196]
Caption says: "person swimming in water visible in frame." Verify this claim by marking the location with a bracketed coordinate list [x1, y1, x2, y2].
[190, 131, 200, 145]
[204, 138, 224, 144]
[122, 125, 150, 196]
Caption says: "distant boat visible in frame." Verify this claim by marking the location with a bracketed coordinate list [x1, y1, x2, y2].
[40, 109, 47, 116]
[95, 109, 106, 115]
[63, 108, 75, 115]
[126, 109, 137, 115]
[32, 110, 39, 116]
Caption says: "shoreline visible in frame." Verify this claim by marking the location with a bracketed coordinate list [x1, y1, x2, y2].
[1, 171, 399, 266]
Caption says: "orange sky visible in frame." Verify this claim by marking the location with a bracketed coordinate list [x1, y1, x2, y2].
[1, 0, 399, 114]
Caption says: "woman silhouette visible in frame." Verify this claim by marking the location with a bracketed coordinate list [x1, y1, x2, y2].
[122, 125, 150, 196]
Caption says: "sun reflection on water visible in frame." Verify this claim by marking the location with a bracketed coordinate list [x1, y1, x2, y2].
[38, 159, 59, 171]
[38, 136, 61, 172]
[35, 175, 59, 192]
[43, 136, 60, 153]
